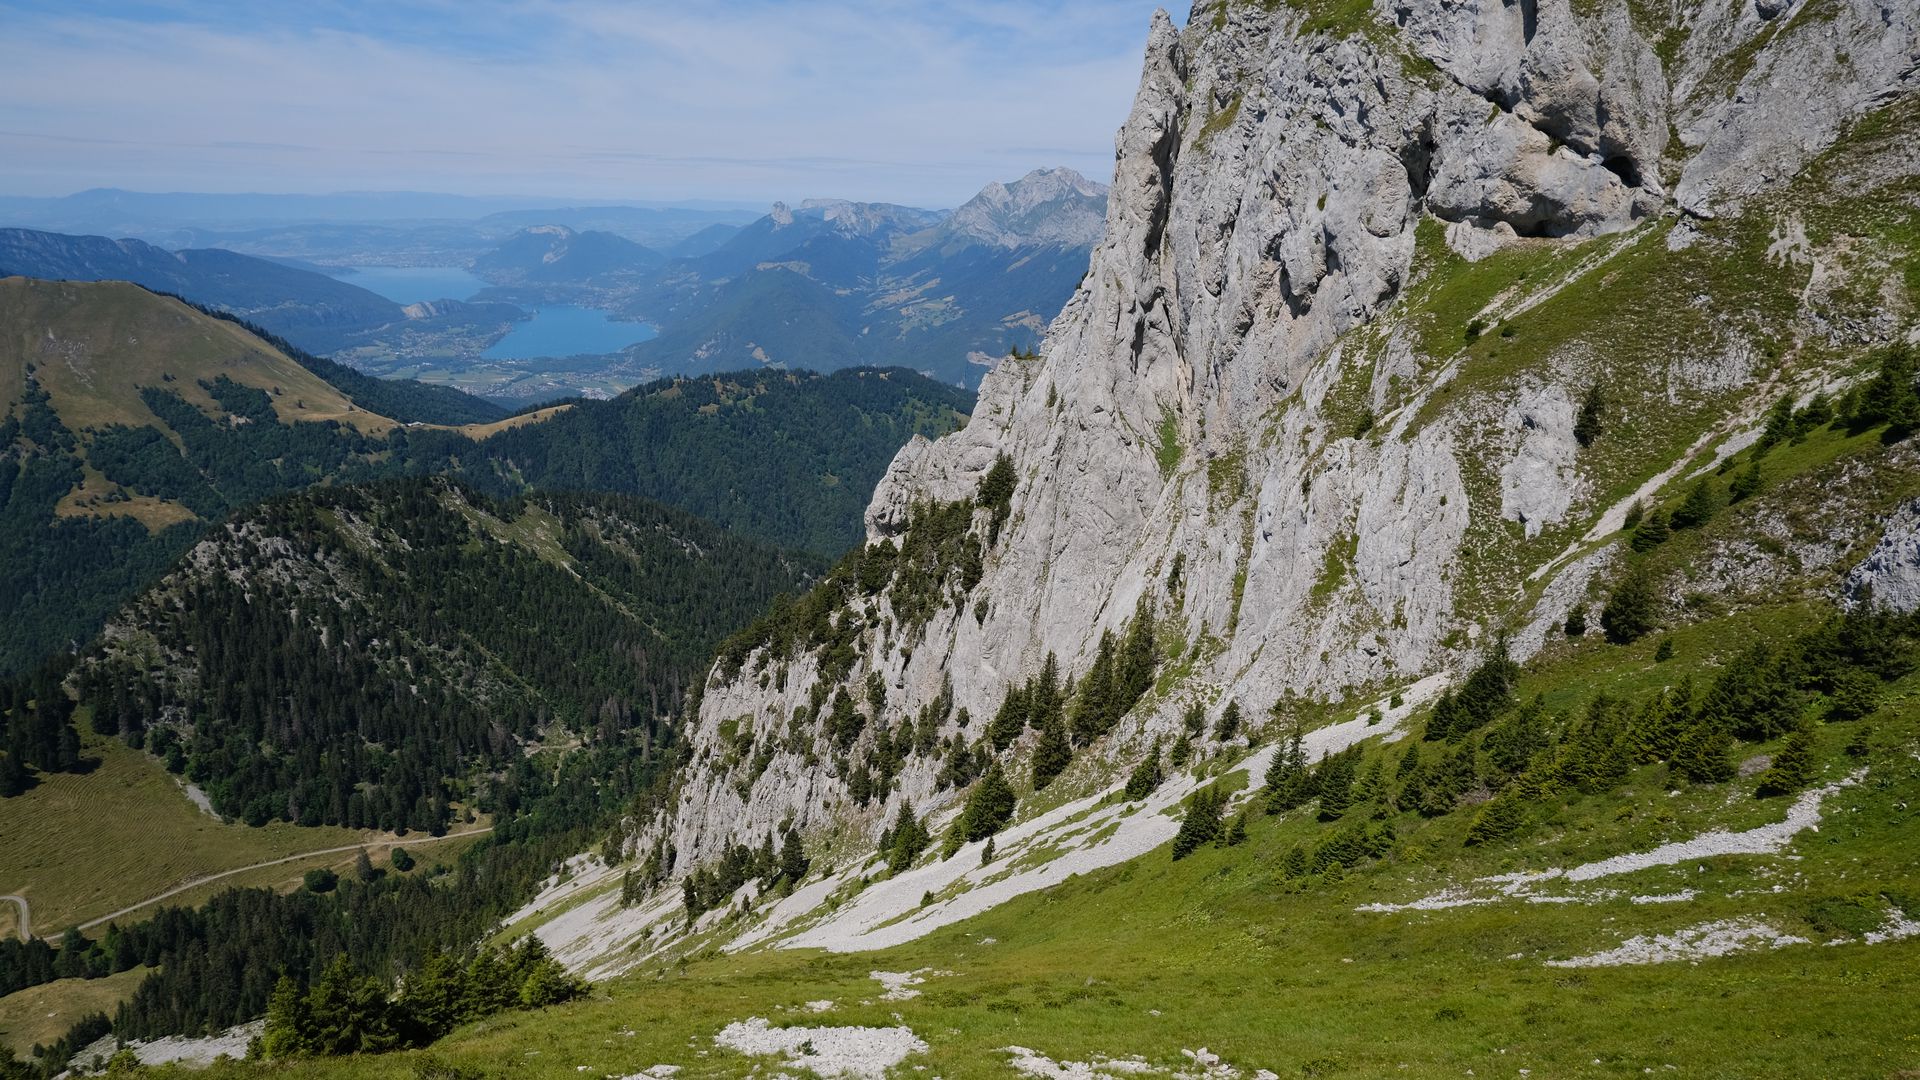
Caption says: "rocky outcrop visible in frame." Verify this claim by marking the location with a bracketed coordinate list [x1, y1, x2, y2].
[1846, 499, 1920, 612]
[654, 0, 1919, 878]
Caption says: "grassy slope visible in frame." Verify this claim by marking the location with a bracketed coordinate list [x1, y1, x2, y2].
[0, 279, 385, 438]
[0, 736, 471, 935]
[0, 967, 150, 1056]
[236, 421, 1920, 1078]
[241, 639, 1920, 1080]
[0, 278, 562, 534]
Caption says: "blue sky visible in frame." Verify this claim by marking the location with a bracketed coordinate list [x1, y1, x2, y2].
[0, 1, 1178, 207]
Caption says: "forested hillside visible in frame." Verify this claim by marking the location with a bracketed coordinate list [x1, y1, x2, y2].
[0, 280, 968, 674]
[468, 369, 973, 554]
[53, 479, 816, 832]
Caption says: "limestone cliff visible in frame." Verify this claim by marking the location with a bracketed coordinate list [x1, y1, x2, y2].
[641, 0, 1919, 905]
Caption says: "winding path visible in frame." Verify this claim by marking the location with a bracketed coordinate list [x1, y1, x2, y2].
[74, 825, 492, 932]
[2, 894, 29, 941]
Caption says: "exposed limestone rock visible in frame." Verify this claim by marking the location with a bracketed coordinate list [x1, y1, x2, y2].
[645, 0, 1918, 892]
[1499, 383, 1581, 539]
[1845, 499, 1920, 612]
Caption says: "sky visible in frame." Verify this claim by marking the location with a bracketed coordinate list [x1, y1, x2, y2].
[0, 1, 1178, 208]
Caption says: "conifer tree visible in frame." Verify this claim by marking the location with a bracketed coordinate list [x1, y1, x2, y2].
[950, 762, 1016, 848]
[1858, 341, 1919, 435]
[1564, 606, 1588, 637]
[1757, 394, 1796, 452]
[1672, 719, 1736, 784]
[987, 682, 1030, 751]
[1573, 383, 1605, 448]
[1171, 785, 1225, 859]
[1601, 568, 1659, 644]
[1671, 479, 1721, 530]
[1263, 723, 1312, 813]
[1124, 740, 1164, 800]
[1031, 713, 1072, 790]
[1315, 748, 1359, 821]
[1169, 735, 1192, 767]
[1629, 508, 1671, 552]
[1221, 810, 1249, 847]
[1464, 789, 1527, 845]
[1070, 631, 1117, 745]
[779, 828, 809, 886]
[1754, 726, 1817, 797]
[1213, 700, 1243, 742]
[1280, 845, 1309, 878]
[883, 803, 931, 872]
[1728, 460, 1763, 502]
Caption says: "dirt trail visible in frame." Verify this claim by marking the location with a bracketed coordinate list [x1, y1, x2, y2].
[75, 826, 491, 931]
[2, 894, 29, 941]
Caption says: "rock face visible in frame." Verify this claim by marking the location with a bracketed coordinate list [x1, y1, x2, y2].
[1846, 500, 1920, 612]
[939, 167, 1110, 249]
[654, 0, 1919, 875]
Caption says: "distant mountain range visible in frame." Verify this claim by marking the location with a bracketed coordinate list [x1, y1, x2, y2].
[0, 168, 1106, 396]
[478, 167, 1110, 387]
[0, 227, 523, 355]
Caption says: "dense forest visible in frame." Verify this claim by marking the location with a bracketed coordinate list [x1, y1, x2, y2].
[0, 699, 677, 1073]
[466, 368, 973, 554]
[45, 479, 816, 831]
[2, 317, 967, 676]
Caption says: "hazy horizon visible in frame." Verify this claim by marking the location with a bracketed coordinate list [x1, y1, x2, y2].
[0, 1, 1176, 209]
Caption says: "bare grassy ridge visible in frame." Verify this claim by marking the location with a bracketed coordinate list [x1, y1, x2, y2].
[0, 967, 149, 1056]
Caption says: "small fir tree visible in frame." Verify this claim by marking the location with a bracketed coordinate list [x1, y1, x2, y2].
[1754, 726, 1817, 798]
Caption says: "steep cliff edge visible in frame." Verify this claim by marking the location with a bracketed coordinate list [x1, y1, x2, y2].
[535, 0, 1920, 968]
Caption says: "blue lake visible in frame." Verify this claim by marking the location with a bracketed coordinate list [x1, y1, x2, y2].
[333, 265, 488, 304]
[483, 307, 657, 360]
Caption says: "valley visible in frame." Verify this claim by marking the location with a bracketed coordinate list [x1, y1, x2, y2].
[2, 0, 1918, 1076]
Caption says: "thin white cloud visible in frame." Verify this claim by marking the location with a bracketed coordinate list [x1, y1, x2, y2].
[0, 0, 1175, 205]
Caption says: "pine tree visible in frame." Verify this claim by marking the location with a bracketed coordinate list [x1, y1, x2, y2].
[1263, 723, 1312, 813]
[1124, 740, 1164, 800]
[1221, 810, 1249, 847]
[1754, 726, 1817, 797]
[1169, 735, 1192, 767]
[1601, 568, 1659, 644]
[1464, 789, 1527, 846]
[987, 682, 1029, 751]
[1671, 479, 1721, 530]
[260, 975, 311, 1058]
[1629, 508, 1671, 552]
[1573, 383, 1605, 448]
[951, 762, 1016, 846]
[1315, 748, 1359, 821]
[1213, 700, 1243, 742]
[1171, 785, 1225, 859]
[1070, 631, 1116, 745]
[779, 828, 809, 886]
[1728, 460, 1763, 502]
[1031, 713, 1072, 790]
[1112, 597, 1159, 718]
[1858, 341, 1919, 435]
[1757, 394, 1796, 452]
[884, 803, 931, 873]
[1826, 668, 1880, 721]
[1564, 606, 1588, 637]
[354, 850, 377, 883]
[1672, 719, 1735, 784]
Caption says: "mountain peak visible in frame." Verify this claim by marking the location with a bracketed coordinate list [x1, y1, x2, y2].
[942, 166, 1109, 249]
